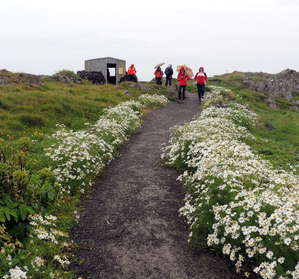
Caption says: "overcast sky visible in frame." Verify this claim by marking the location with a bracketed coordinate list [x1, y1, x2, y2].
[1, 0, 298, 80]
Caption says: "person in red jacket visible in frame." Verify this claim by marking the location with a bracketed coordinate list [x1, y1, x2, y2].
[154, 66, 163, 85]
[194, 67, 208, 102]
[127, 64, 137, 81]
[177, 67, 190, 101]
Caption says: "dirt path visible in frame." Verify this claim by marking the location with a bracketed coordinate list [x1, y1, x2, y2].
[71, 92, 242, 279]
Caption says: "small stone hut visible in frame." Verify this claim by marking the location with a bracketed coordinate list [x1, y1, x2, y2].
[85, 57, 126, 84]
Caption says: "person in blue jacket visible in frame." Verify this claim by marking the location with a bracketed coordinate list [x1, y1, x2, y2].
[164, 64, 174, 86]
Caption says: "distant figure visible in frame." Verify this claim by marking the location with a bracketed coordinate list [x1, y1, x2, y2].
[164, 64, 173, 86]
[154, 66, 163, 85]
[177, 67, 190, 101]
[127, 64, 137, 81]
[194, 67, 208, 102]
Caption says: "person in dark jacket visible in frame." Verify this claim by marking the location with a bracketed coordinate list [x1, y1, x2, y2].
[154, 67, 163, 85]
[164, 64, 173, 86]
[194, 67, 208, 102]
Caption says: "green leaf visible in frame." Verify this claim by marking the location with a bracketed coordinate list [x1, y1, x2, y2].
[47, 188, 56, 201]
[0, 209, 5, 222]
[19, 205, 28, 221]
[18, 205, 34, 221]
[3, 208, 11, 221]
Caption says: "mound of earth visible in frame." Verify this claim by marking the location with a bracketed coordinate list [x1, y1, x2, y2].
[0, 69, 42, 86]
[48, 70, 83, 84]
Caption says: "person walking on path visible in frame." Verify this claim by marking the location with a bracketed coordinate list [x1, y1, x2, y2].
[177, 67, 190, 101]
[128, 64, 137, 82]
[164, 64, 174, 86]
[194, 67, 208, 102]
[154, 66, 163, 85]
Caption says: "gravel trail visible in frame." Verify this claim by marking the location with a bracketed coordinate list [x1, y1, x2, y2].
[71, 92, 242, 279]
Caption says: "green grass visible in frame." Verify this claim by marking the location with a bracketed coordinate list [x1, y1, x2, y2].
[0, 81, 167, 140]
[209, 78, 299, 172]
[0, 79, 169, 278]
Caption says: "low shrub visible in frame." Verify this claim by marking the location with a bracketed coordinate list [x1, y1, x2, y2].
[138, 94, 169, 107]
[18, 114, 46, 127]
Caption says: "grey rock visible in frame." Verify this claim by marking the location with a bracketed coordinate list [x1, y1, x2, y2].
[49, 72, 83, 84]
[265, 123, 275, 130]
[0, 70, 42, 85]
[77, 70, 105, 84]
[240, 69, 299, 102]
[123, 90, 132, 97]
[269, 102, 279, 109]
[119, 74, 138, 83]
[289, 106, 299, 111]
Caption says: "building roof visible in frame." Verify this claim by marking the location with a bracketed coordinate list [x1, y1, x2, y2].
[85, 57, 126, 63]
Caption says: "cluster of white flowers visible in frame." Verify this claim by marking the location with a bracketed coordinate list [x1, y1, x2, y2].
[162, 86, 299, 279]
[200, 103, 257, 128]
[138, 94, 169, 106]
[201, 85, 230, 108]
[1, 94, 168, 279]
[53, 255, 70, 267]
[3, 266, 28, 279]
[45, 96, 168, 196]
[29, 214, 66, 244]
[31, 257, 45, 269]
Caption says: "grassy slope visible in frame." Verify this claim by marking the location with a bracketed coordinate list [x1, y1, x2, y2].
[208, 77, 299, 173]
[0, 80, 168, 232]
[0, 80, 169, 278]
[0, 81, 167, 140]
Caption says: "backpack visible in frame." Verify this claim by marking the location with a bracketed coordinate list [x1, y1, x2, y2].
[165, 67, 173, 76]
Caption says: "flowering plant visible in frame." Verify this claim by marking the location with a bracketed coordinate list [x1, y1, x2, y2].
[1, 94, 168, 279]
[162, 86, 299, 279]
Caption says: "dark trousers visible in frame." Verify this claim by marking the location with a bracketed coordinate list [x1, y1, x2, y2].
[128, 75, 136, 82]
[197, 84, 205, 100]
[165, 76, 172, 86]
[156, 77, 162, 85]
[178, 85, 186, 100]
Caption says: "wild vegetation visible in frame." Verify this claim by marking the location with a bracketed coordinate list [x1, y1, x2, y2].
[1, 71, 298, 279]
[208, 77, 299, 172]
[0, 79, 167, 140]
[162, 85, 299, 279]
[0, 79, 168, 279]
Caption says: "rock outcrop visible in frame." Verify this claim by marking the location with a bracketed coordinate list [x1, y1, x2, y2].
[241, 69, 299, 101]
[77, 71, 105, 84]
[119, 74, 138, 83]
[0, 69, 42, 85]
[49, 71, 83, 84]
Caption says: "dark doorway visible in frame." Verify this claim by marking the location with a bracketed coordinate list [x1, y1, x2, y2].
[107, 63, 117, 84]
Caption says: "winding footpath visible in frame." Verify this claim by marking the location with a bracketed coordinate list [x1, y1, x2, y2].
[71, 92, 242, 279]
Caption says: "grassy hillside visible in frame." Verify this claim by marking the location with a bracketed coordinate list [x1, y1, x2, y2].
[0, 79, 169, 278]
[0, 81, 167, 140]
[208, 77, 299, 173]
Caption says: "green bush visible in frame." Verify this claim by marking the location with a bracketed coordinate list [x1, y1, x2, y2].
[18, 114, 46, 127]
